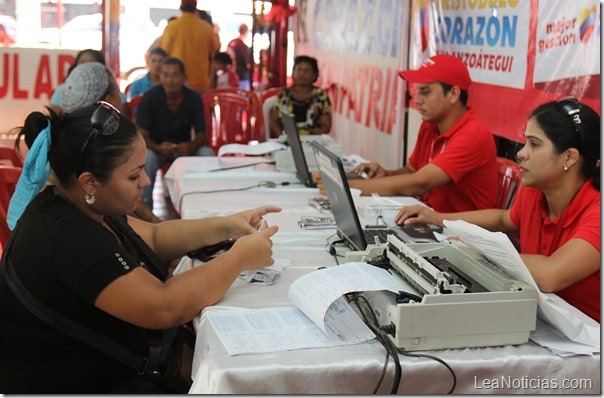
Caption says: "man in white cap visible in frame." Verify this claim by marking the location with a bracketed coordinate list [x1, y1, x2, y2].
[321, 54, 498, 213]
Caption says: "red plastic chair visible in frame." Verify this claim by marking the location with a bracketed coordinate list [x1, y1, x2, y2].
[496, 157, 522, 209]
[0, 165, 22, 252]
[0, 145, 24, 168]
[216, 88, 265, 142]
[128, 93, 143, 122]
[202, 88, 265, 153]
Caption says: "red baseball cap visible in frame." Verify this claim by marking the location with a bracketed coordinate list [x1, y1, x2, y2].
[399, 54, 471, 91]
[181, 0, 197, 4]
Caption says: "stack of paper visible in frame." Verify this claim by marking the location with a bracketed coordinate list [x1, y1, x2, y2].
[443, 220, 600, 354]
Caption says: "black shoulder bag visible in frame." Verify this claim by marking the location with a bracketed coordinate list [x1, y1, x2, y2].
[1, 216, 194, 393]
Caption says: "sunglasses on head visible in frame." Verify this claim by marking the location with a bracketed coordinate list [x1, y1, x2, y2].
[76, 101, 121, 175]
[554, 97, 584, 147]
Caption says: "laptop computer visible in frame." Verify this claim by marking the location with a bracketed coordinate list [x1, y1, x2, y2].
[282, 111, 317, 188]
[310, 141, 438, 251]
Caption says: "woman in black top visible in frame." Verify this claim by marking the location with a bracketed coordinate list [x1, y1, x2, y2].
[0, 103, 280, 393]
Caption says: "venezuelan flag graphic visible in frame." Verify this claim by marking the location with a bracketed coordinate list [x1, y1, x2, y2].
[578, 6, 597, 44]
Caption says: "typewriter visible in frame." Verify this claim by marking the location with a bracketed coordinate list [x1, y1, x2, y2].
[344, 235, 537, 351]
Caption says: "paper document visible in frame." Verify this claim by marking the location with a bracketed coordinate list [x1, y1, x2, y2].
[443, 220, 600, 350]
[217, 141, 286, 157]
[205, 262, 408, 356]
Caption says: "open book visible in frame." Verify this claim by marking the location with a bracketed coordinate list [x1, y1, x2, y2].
[443, 220, 600, 351]
[205, 263, 411, 356]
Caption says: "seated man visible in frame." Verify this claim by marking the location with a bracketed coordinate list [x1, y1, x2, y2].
[321, 54, 498, 213]
[128, 47, 168, 100]
[136, 56, 214, 210]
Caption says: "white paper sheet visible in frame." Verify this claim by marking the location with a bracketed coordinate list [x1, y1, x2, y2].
[205, 262, 408, 356]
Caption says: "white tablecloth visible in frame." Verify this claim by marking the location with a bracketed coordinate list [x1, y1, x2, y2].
[166, 157, 601, 395]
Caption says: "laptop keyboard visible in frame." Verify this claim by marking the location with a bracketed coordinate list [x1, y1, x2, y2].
[363, 228, 397, 244]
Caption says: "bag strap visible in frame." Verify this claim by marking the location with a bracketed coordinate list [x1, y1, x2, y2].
[1, 219, 149, 374]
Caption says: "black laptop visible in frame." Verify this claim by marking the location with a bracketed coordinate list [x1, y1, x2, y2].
[282, 111, 317, 188]
[310, 141, 438, 251]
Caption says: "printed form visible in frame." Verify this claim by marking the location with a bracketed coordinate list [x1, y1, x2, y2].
[205, 262, 411, 356]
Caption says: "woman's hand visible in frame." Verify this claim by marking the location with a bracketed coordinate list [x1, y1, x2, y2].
[394, 205, 444, 226]
[224, 205, 282, 238]
[227, 225, 279, 270]
[353, 162, 388, 178]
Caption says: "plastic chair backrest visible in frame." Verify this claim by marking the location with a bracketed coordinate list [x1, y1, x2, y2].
[0, 145, 24, 168]
[263, 95, 278, 138]
[0, 165, 22, 249]
[202, 89, 264, 153]
[128, 94, 143, 122]
[260, 87, 281, 105]
[125, 82, 133, 98]
[496, 157, 522, 209]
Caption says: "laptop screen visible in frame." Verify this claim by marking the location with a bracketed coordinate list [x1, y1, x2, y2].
[282, 112, 316, 188]
[310, 141, 367, 251]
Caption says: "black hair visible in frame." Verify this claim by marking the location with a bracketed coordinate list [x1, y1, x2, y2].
[197, 9, 212, 25]
[529, 99, 600, 190]
[181, 2, 197, 13]
[440, 83, 468, 106]
[214, 52, 233, 66]
[160, 57, 186, 75]
[66, 49, 105, 77]
[148, 47, 168, 58]
[16, 105, 139, 186]
[293, 55, 319, 83]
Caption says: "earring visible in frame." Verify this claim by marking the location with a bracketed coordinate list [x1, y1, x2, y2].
[85, 193, 96, 205]
[563, 166, 569, 172]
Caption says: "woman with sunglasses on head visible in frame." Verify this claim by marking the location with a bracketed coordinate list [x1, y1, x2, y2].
[0, 103, 281, 393]
[394, 98, 600, 322]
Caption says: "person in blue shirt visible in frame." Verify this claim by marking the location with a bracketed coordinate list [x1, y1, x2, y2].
[128, 47, 168, 100]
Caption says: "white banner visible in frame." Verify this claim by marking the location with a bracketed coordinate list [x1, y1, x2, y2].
[534, 0, 600, 83]
[295, 0, 409, 169]
[410, 0, 530, 90]
[0, 47, 77, 134]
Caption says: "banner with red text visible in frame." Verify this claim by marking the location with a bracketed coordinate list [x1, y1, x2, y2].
[0, 47, 77, 134]
[409, 0, 600, 142]
[294, 0, 410, 169]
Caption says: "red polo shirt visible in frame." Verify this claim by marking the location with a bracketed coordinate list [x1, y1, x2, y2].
[408, 108, 498, 212]
[510, 180, 601, 322]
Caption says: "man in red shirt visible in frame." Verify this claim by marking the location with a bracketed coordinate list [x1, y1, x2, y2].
[344, 54, 498, 213]
[227, 24, 251, 90]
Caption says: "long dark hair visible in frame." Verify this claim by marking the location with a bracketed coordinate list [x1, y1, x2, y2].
[65, 49, 105, 79]
[529, 99, 600, 190]
[16, 105, 139, 186]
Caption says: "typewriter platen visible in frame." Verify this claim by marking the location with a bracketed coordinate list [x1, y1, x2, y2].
[344, 235, 537, 351]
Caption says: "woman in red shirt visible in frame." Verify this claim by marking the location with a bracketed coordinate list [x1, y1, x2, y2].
[394, 98, 600, 322]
